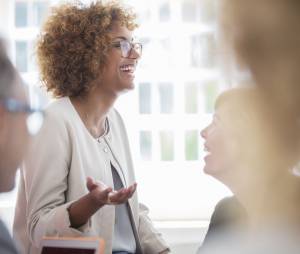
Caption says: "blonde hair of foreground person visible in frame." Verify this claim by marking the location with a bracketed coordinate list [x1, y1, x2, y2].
[219, 0, 300, 118]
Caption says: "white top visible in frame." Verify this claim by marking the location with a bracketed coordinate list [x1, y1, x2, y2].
[13, 97, 169, 254]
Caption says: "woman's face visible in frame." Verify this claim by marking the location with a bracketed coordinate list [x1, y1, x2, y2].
[201, 106, 238, 180]
[101, 23, 141, 94]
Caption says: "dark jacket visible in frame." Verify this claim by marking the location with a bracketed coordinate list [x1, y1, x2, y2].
[197, 196, 247, 254]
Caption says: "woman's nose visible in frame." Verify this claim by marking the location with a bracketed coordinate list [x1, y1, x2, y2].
[201, 127, 208, 139]
[129, 46, 141, 60]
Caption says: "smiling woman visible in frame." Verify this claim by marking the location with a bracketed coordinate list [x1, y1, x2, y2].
[36, 1, 138, 98]
[198, 87, 300, 253]
[13, 1, 169, 254]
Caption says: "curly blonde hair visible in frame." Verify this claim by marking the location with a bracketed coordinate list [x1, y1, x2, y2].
[37, 1, 138, 98]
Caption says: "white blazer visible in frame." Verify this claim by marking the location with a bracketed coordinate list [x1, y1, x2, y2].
[13, 97, 169, 254]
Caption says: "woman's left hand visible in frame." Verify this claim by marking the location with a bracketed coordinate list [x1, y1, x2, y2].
[108, 183, 137, 205]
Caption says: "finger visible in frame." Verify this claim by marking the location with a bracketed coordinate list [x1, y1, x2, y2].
[109, 188, 133, 204]
[127, 183, 137, 198]
[86, 177, 98, 191]
[108, 183, 138, 204]
[108, 189, 126, 203]
[110, 188, 134, 204]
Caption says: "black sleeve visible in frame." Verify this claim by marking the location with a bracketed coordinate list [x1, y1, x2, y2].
[196, 196, 246, 254]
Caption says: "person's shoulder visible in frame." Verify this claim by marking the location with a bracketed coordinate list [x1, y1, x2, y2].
[44, 97, 78, 124]
[45, 97, 72, 117]
[40, 97, 76, 133]
[215, 196, 241, 212]
[108, 107, 123, 121]
[211, 196, 246, 226]
[199, 196, 247, 253]
[108, 107, 126, 128]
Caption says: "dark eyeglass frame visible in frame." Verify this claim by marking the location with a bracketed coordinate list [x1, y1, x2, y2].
[111, 40, 143, 58]
[0, 98, 43, 115]
[0, 98, 45, 136]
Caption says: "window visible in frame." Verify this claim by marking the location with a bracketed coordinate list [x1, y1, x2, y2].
[160, 131, 174, 161]
[158, 83, 174, 114]
[140, 131, 152, 161]
[15, 41, 28, 72]
[15, 0, 49, 28]
[191, 34, 216, 68]
[185, 130, 199, 161]
[182, 0, 198, 22]
[159, 1, 171, 22]
[139, 82, 152, 114]
[15, 2, 28, 27]
[185, 82, 199, 114]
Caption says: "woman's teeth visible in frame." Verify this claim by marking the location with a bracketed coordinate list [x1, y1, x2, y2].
[120, 64, 135, 72]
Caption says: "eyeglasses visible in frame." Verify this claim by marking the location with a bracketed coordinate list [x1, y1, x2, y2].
[111, 40, 142, 58]
[1, 98, 44, 136]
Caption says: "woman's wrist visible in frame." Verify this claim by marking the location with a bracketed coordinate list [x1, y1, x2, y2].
[68, 192, 103, 228]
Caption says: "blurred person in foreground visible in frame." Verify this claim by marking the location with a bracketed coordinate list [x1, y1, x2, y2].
[0, 38, 44, 254]
[219, 0, 300, 118]
[13, 1, 170, 254]
[195, 1, 300, 252]
[197, 87, 300, 254]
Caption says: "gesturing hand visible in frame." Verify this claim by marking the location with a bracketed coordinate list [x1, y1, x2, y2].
[86, 177, 137, 207]
[108, 182, 137, 205]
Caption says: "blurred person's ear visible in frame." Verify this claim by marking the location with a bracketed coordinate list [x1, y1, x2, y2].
[0, 105, 9, 146]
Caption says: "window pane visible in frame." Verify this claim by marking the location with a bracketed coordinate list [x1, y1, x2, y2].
[138, 37, 151, 68]
[15, 41, 27, 72]
[140, 131, 152, 161]
[160, 131, 174, 161]
[33, 1, 49, 27]
[15, 2, 28, 27]
[137, 8, 151, 24]
[28, 41, 38, 72]
[182, 0, 197, 22]
[190, 34, 216, 68]
[139, 82, 151, 114]
[185, 130, 199, 161]
[199, 0, 216, 24]
[185, 83, 198, 114]
[159, 82, 173, 114]
[159, 2, 171, 22]
[203, 81, 219, 113]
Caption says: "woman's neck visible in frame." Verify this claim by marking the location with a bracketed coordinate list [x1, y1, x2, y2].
[70, 87, 117, 138]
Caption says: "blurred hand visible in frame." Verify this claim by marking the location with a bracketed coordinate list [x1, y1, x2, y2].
[86, 177, 137, 207]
